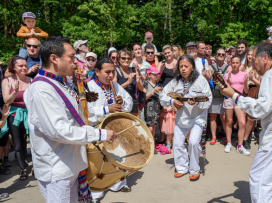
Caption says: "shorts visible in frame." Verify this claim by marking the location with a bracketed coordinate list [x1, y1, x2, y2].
[0, 132, 9, 147]
[223, 97, 240, 109]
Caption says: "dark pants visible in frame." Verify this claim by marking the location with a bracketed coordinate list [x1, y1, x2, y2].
[8, 115, 27, 170]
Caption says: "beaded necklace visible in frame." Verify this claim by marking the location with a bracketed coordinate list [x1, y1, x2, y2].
[38, 69, 80, 103]
[181, 78, 190, 95]
[93, 76, 114, 104]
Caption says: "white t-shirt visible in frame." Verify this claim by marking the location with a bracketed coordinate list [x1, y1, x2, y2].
[241, 57, 246, 65]
[142, 43, 158, 55]
[195, 57, 209, 75]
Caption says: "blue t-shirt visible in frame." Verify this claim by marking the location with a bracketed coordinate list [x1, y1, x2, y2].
[87, 70, 95, 78]
[26, 56, 40, 70]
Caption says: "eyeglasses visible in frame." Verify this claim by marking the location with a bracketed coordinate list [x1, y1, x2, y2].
[146, 52, 154, 55]
[121, 57, 131, 61]
[26, 44, 39, 48]
[111, 56, 116, 60]
[86, 58, 96, 62]
[217, 53, 225, 56]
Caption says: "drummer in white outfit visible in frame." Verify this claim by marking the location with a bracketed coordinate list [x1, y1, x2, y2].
[160, 54, 212, 181]
[221, 42, 272, 203]
[86, 58, 133, 202]
[23, 37, 117, 203]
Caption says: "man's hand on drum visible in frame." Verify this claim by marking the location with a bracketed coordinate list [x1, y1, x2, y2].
[106, 130, 117, 144]
[174, 99, 183, 110]
[109, 104, 123, 113]
[115, 96, 123, 105]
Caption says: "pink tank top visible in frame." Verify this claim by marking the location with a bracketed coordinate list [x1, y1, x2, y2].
[7, 78, 26, 116]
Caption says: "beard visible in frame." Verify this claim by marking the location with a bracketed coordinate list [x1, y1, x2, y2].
[237, 50, 247, 59]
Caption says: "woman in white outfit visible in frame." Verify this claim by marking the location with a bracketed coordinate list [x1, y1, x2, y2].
[160, 54, 212, 181]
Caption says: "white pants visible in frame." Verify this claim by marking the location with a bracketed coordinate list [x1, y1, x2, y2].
[38, 175, 78, 203]
[173, 124, 203, 175]
[91, 179, 127, 199]
[249, 143, 272, 203]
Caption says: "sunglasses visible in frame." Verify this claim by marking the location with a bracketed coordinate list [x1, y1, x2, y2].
[217, 53, 225, 56]
[121, 57, 131, 61]
[86, 58, 96, 62]
[146, 52, 154, 55]
[111, 56, 116, 60]
[26, 44, 39, 48]
[173, 45, 179, 47]
[206, 46, 212, 48]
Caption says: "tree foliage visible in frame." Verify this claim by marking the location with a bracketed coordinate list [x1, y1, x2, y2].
[0, 0, 271, 64]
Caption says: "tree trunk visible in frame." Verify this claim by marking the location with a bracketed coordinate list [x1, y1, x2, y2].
[169, 0, 172, 44]
[44, 1, 48, 22]
[4, 0, 7, 42]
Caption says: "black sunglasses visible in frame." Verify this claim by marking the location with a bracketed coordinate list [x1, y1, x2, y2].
[121, 57, 131, 61]
[146, 52, 154, 55]
[87, 58, 96, 62]
[217, 53, 225, 56]
[26, 44, 39, 48]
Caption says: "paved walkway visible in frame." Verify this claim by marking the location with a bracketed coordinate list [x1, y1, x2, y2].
[1, 138, 257, 203]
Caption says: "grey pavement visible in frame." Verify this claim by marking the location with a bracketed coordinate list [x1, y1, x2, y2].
[0, 138, 257, 203]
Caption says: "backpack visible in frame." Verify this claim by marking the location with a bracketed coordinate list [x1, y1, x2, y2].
[211, 64, 229, 98]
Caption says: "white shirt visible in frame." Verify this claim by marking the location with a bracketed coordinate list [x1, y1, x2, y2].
[195, 57, 209, 75]
[160, 75, 212, 128]
[232, 69, 272, 151]
[241, 57, 246, 65]
[87, 80, 133, 126]
[129, 60, 151, 77]
[24, 74, 107, 182]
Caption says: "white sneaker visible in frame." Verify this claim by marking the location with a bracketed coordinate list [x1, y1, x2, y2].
[224, 143, 232, 153]
[237, 146, 250, 156]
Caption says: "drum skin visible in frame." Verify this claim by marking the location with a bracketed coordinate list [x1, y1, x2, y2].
[86, 112, 154, 192]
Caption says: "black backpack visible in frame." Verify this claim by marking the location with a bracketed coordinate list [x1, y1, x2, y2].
[211, 64, 229, 98]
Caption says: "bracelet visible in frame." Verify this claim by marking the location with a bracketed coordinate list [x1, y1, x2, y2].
[99, 129, 102, 141]
[103, 107, 106, 115]
[235, 94, 240, 104]
[150, 91, 154, 95]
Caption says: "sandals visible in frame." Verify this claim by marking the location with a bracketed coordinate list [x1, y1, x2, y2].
[189, 172, 200, 181]
[120, 185, 131, 192]
[174, 172, 187, 178]
[19, 170, 28, 180]
[210, 138, 216, 145]
[222, 138, 228, 145]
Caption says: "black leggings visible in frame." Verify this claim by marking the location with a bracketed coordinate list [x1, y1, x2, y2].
[8, 115, 27, 170]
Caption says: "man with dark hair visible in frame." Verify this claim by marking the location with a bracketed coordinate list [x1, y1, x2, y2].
[144, 44, 158, 67]
[236, 39, 248, 65]
[24, 36, 117, 203]
[196, 41, 212, 65]
[221, 42, 272, 203]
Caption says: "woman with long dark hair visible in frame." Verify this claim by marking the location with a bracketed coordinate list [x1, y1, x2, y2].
[160, 54, 212, 181]
[1, 56, 31, 180]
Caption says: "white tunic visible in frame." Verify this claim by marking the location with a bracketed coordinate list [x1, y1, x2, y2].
[160, 75, 212, 128]
[24, 74, 107, 182]
[87, 80, 133, 126]
[232, 69, 272, 151]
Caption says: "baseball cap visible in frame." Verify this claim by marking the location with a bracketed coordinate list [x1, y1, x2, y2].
[185, 41, 197, 48]
[108, 47, 117, 55]
[73, 40, 88, 51]
[267, 26, 272, 33]
[145, 31, 153, 39]
[22, 12, 36, 20]
[86, 52, 97, 60]
[146, 66, 162, 75]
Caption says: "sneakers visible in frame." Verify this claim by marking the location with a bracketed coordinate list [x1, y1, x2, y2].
[91, 199, 101, 203]
[251, 133, 256, 141]
[237, 146, 250, 156]
[243, 139, 251, 149]
[224, 143, 232, 153]
[3, 159, 11, 167]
